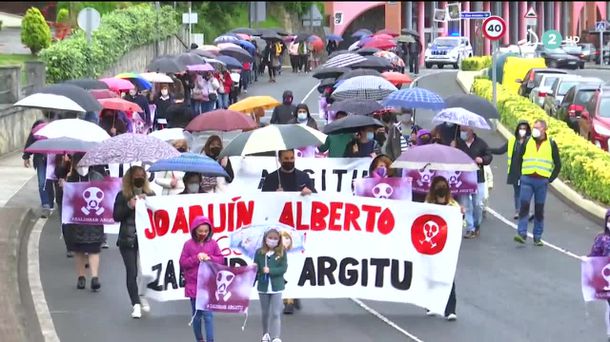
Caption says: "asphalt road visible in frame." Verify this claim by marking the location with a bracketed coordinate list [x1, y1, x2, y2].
[37, 69, 610, 341]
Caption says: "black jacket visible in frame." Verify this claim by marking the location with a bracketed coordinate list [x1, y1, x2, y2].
[22, 119, 48, 168]
[456, 134, 493, 183]
[489, 120, 532, 185]
[515, 136, 562, 183]
[113, 189, 155, 249]
[166, 102, 194, 128]
[261, 169, 316, 193]
[270, 104, 297, 124]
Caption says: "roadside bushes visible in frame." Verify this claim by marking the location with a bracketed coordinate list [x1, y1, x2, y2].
[21, 7, 52, 55]
[40, 4, 180, 83]
[461, 56, 491, 71]
[473, 79, 610, 205]
[501, 56, 546, 94]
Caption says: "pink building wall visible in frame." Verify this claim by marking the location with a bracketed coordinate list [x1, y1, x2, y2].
[328, 1, 385, 36]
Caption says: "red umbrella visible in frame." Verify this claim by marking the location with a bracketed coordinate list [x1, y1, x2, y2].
[375, 29, 399, 37]
[185, 109, 256, 132]
[373, 33, 395, 40]
[363, 38, 397, 50]
[98, 98, 143, 113]
[309, 36, 325, 52]
[89, 89, 119, 100]
[381, 71, 412, 86]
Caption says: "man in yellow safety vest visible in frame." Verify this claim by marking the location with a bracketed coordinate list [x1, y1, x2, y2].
[514, 119, 561, 246]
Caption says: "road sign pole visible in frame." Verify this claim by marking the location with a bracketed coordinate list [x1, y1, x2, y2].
[600, 30, 604, 65]
[492, 40, 497, 107]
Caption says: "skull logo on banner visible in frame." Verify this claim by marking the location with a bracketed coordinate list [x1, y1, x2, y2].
[81, 187, 105, 216]
[215, 270, 235, 302]
[416, 169, 435, 187]
[447, 171, 462, 188]
[372, 183, 394, 199]
[602, 264, 610, 291]
[419, 220, 440, 248]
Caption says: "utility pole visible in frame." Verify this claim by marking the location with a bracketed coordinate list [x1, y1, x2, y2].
[155, 1, 160, 58]
[188, 1, 192, 48]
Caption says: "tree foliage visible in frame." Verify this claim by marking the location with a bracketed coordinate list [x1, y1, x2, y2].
[21, 7, 52, 55]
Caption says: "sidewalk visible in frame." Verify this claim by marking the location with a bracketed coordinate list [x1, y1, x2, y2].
[0, 151, 35, 207]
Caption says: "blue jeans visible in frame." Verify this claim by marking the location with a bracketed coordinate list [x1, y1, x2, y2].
[191, 100, 203, 115]
[458, 182, 486, 232]
[241, 70, 251, 90]
[517, 175, 549, 239]
[35, 159, 54, 208]
[512, 182, 521, 212]
[190, 298, 214, 342]
[217, 93, 229, 109]
[201, 100, 215, 113]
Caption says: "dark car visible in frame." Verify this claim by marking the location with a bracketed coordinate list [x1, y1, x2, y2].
[535, 46, 582, 69]
[556, 83, 604, 132]
[543, 76, 590, 118]
[560, 44, 586, 68]
[516, 68, 568, 97]
[578, 43, 598, 62]
[580, 87, 610, 151]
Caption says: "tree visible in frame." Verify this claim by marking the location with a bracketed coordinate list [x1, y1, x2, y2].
[21, 7, 52, 55]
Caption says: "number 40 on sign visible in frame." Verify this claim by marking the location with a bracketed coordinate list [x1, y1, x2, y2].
[482, 16, 507, 41]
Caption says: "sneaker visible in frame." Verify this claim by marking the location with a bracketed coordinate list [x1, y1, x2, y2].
[244, 89, 248, 94]
[101, 241, 109, 249]
[91, 277, 101, 291]
[294, 298, 302, 310]
[261, 333, 271, 342]
[66, 251, 74, 258]
[533, 239, 543, 247]
[131, 304, 142, 319]
[77, 276, 86, 290]
[425, 309, 435, 316]
[446, 313, 457, 321]
[283, 302, 294, 314]
[514, 234, 526, 244]
[463, 231, 476, 239]
[513, 212, 519, 220]
[140, 296, 151, 313]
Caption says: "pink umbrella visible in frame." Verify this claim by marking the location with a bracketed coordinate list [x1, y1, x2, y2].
[186, 64, 215, 72]
[99, 77, 135, 92]
[199, 45, 221, 54]
[373, 33, 395, 40]
[235, 33, 251, 40]
[216, 42, 241, 50]
[89, 89, 120, 99]
[363, 38, 397, 50]
[185, 109, 256, 132]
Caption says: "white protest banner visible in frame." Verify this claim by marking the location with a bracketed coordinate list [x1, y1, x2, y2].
[135, 192, 462, 314]
[227, 157, 372, 194]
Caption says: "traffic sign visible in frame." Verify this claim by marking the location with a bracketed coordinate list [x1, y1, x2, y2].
[542, 30, 562, 49]
[524, 7, 537, 26]
[77, 7, 101, 41]
[596, 21, 607, 32]
[460, 11, 491, 20]
[482, 16, 507, 41]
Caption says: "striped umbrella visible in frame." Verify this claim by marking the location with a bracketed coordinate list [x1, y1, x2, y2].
[148, 153, 229, 177]
[321, 53, 367, 69]
[332, 75, 398, 101]
[214, 35, 240, 44]
[329, 99, 384, 116]
[219, 124, 327, 157]
[382, 88, 446, 111]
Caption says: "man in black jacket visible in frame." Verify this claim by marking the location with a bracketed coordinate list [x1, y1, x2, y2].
[270, 90, 296, 124]
[454, 126, 492, 239]
[166, 94, 194, 128]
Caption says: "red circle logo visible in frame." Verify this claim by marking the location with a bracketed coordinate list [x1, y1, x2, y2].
[411, 215, 448, 255]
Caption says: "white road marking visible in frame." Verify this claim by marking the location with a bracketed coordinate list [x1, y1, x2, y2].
[300, 82, 319, 104]
[351, 298, 425, 342]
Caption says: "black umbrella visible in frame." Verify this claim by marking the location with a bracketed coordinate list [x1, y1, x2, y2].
[317, 78, 337, 93]
[295, 32, 312, 43]
[231, 27, 259, 36]
[337, 68, 381, 81]
[356, 47, 381, 56]
[219, 46, 253, 63]
[64, 79, 109, 90]
[351, 55, 393, 71]
[192, 49, 217, 59]
[175, 52, 207, 66]
[216, 55, 243, 70]
[401, 28, 420, 37]
[323, 114, 384, 134]
[444, 94, 499, 120]
[328, 49, 350, 59]
[148, 56, 185, 73]
[38, 84, 102, 112]
[264, 27, 290, 36]
[312, 67, 349, 80]
[260, 31, 282, 41]
[329, 99, 384, 116]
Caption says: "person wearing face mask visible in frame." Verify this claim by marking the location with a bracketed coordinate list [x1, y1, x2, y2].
[253, 229, 288, 342]
[416, 129, 433, 146]
[62, 153, 105, 291]
[514, 119, 561, 246]
[377, 110, 408, 161]
[270, 91, 297, 124]
[488, 120, 532, 219]
[289, 103, 318, 130]
[587, 210, 610, 340]
[424, 176, 463, 321]
[368, 155, 394, 178]
[113, 166, 156, 319]
[179, 172, 205, 194]
[125, 87, 152, 128]
[179, 215, 223, 342]
[318, 111, 353, 158]
[434, 122, 460, 146]
[201, 135, 234, 192]
[344, 126, 382, 158]
[155, 140, 187, 195]
[454, 126, 492, 239]
[153, 85, 174, 130]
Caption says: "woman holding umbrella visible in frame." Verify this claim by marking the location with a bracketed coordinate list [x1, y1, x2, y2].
[344, 126, 382, 158]
[100, 109, 129, 137]
[200, 135, 234, 192]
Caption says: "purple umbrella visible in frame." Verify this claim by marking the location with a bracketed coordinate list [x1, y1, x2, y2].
[391, 144, 478, 171]
[78, 133, 180, 167]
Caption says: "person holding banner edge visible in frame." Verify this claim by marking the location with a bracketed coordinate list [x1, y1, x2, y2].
[113, 165, 156, 319]
[179, 215, 223, 342]
[587, 209, 610, 340]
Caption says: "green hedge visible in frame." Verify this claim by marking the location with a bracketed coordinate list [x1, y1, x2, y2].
[461, 56, 492, 71]
[473, 79, 610, 205]
[40, 4, 180, 83]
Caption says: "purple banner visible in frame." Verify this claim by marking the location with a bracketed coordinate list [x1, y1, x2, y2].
[61, 178, 122, 225]
[196, 262, 257, 313]
[353, 177, 413, 201]
[403, 169, 478, 195]
[582, 256, 610, 301]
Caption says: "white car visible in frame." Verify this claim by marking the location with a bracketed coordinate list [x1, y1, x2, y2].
[529, 73, 573, 108]
[424, 36, 473, 69]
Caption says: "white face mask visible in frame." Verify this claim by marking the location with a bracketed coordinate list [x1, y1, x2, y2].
[129, 90, 137, 96]
[186, 183, 200, 193]
[297, 112, 308, 122]
[77, 166, 89, 176]
[607, 221, 610, 230]
[532, 128, 542, 139]
[161, 89, 169, 96]
[266, 238, 279, 248]
[518, 129, 527, 138]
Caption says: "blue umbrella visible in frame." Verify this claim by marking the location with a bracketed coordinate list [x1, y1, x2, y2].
[237, 40, 256, 55]
[382, 88, 446, 111]
[216, 55, 243, 69]
[214, 35, 240, 44]
[148, 152, 229, 177]
[431, 107, 491, 130]
[327, 34, 343, 42]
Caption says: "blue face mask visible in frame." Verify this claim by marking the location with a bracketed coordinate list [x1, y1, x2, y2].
[366, 132, 374, 141]
[460, 131, 469, 141]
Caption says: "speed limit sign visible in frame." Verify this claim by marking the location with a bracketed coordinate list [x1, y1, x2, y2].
[482, 16, 507, 41]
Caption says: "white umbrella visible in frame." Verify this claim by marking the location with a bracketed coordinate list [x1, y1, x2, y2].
[36, 119, 110, 142]
[140, 72, 174, 83]
[14, 93, 87, 113]
[149, 128, 191, 141]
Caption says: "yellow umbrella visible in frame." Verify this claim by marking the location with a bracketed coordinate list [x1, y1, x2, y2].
[229, 96, 281, 113]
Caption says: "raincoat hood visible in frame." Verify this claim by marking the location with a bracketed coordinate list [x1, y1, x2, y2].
[416, 129, 432, 145]
[514, 120, 531, 138]
[190, 216, 213, 241]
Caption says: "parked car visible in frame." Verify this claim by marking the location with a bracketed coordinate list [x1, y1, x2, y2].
[529, 73, 573, 108]
[557, 83, 603, 132]
[578, 43, 598, 62]
[535, 45, 582, 69]
[560, 44, 586, 68]
[580, 87, 610, 151]
[517, 68, 568, 97]
[424, 36, 473, 69]
[543, 76, 602, 117]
